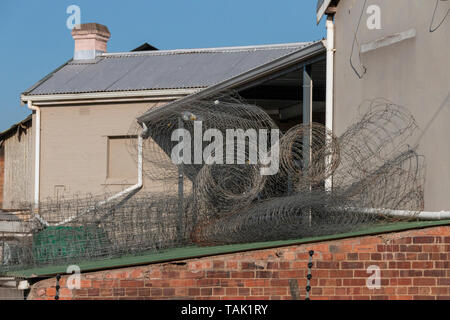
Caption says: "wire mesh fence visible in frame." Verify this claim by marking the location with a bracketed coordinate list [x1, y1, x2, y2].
[0, 96, 425, 273]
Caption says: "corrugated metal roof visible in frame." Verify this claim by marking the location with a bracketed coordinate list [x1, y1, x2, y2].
[316, 0, 335, 23]
[23, 42, 316, 96]
[0, 115, 32, 142]
[137, 41, 326, 123]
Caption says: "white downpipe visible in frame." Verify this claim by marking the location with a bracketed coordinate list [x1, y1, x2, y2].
[335, 207, 450, 221]
[325, 15, 335, 191]
[27, 101, 49, 226]
[50, 123, 146, 227]
[27, 101, 40, 209]
[363, 208, 450, 221]
[410, 211, 450, 221]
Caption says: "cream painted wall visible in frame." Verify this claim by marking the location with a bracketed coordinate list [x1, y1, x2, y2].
[333, 0, 450, 210]
[38, 101, 181, 201]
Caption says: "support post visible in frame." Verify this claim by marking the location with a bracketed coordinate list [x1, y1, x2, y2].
[302, 65, 313, 127]
[302, 64, 313, 170]
[325, 15, 335, 192]
[303, 64, 313, 226]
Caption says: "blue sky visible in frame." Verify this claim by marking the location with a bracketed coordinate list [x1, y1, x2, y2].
[0, 0, 325, 131]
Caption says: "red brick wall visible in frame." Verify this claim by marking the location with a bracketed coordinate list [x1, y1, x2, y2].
[28, 226, 450, 300]
[0, 146, 4, 208]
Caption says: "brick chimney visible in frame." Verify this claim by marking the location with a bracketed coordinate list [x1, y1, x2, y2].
[71, 23, 111, 60]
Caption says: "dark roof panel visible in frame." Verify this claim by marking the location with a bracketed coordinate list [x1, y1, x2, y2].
[131, 43, 158, 52]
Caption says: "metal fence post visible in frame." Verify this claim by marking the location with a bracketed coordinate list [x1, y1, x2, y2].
[177, 117, 184, 243]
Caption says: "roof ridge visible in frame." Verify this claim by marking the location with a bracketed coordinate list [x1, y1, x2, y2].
[101, 41, 317, 58]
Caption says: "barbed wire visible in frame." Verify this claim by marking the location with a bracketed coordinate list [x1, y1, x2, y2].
[0, 96, 424, 272]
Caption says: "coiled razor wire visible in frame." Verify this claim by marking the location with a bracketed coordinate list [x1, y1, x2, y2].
[0, 96, 424, 272]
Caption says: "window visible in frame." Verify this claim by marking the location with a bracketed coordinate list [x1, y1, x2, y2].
[107, 136, 137, 180]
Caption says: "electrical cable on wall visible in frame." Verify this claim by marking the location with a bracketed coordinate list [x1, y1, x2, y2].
[349, 0, 368, 79]
[430, 0, 449, 32]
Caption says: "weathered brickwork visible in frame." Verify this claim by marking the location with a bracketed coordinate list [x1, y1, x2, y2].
[28, 226, 450, 300]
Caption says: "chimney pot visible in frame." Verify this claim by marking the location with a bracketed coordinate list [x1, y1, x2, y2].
[71, 23, 111, 60]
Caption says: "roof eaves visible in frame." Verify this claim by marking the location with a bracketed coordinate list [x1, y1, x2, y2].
[20, 88, 202, 106]
[21, 58, 74, 104]
[316, 0, 339, 24]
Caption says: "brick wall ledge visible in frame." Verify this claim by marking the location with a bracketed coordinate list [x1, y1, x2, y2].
[27, 224, 450, 300]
